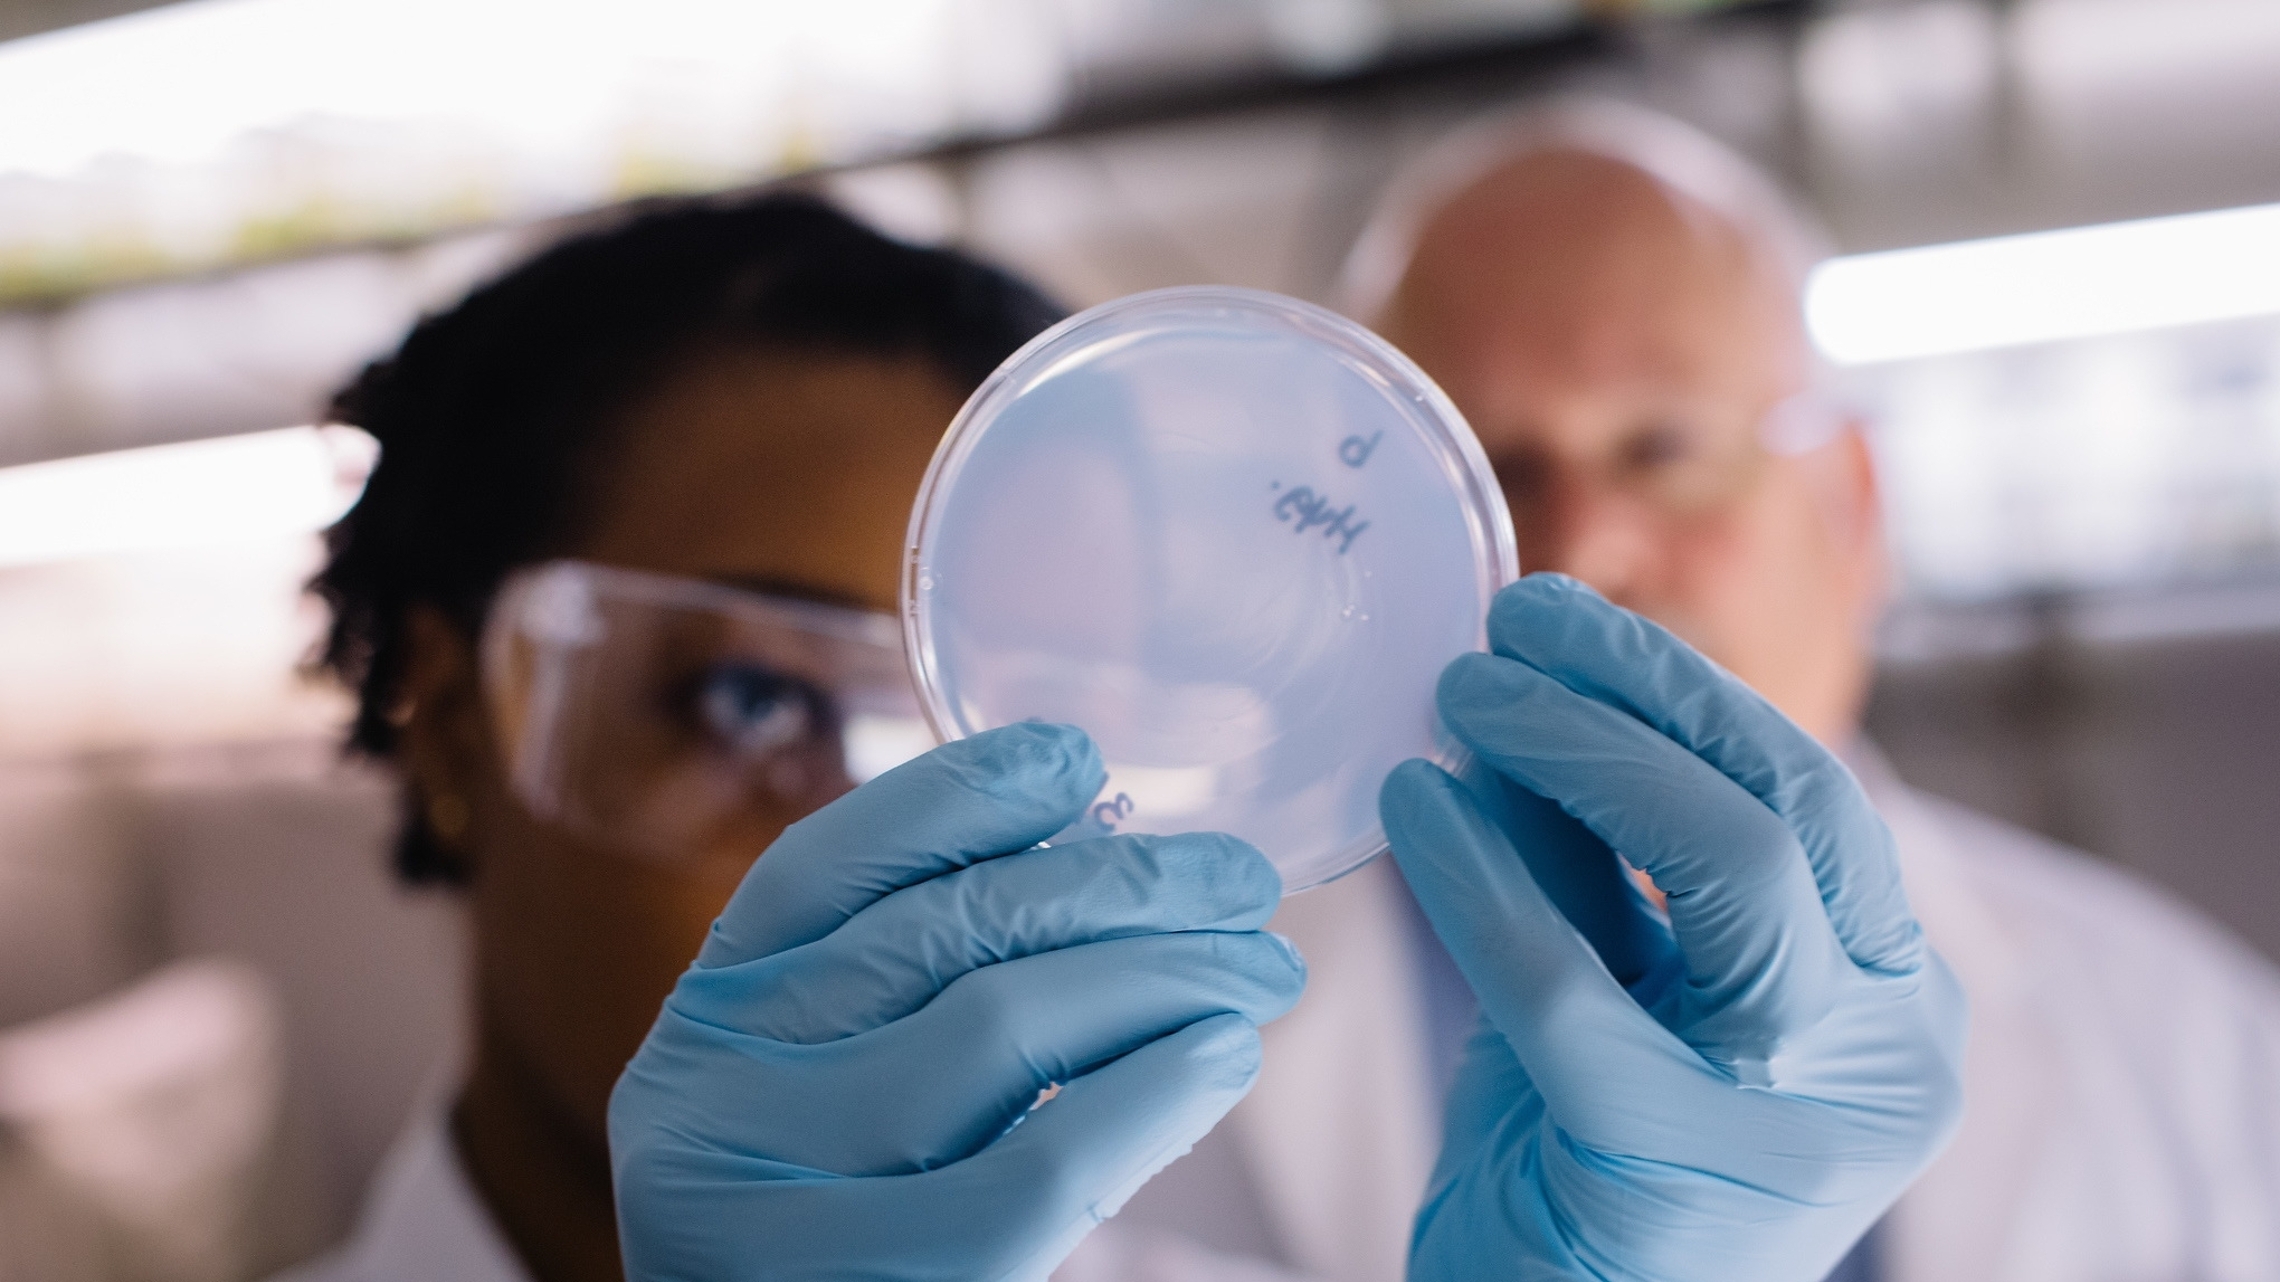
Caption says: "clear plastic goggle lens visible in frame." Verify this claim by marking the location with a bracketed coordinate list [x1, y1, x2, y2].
[480, 560, 927, 860]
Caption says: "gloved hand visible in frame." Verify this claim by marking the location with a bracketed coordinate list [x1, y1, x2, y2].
[1382, 574, 1966, 1282]
[610, 721, 1306, 1282]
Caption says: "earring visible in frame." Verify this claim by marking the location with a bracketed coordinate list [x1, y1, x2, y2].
[427, 791, 472, 844]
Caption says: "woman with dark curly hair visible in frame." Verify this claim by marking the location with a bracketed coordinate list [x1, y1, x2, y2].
[279, 192, 1306, 1282]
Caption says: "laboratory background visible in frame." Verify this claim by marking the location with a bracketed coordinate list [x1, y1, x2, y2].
[0, 0, 2276, 1276]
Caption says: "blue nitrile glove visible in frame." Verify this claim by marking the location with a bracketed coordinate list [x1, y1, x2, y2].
[610, 721, 1306, 1282]
[1382, 574, 1966, 1282]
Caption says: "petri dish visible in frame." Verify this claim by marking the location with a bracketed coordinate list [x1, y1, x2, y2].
[902, 286, 1518, 892]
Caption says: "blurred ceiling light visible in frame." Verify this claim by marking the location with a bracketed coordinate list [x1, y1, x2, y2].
[0, 425, 374, 568]
[0, 0, 1063, 300]
[0, 0, 1018, 179]
[1806, 202, 2280, 365]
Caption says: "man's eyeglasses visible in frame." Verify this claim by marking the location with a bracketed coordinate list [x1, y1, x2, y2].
[1492, 390, 1848, 520]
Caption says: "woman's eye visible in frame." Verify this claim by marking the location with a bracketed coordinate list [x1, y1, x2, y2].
[689, 663, 817, 756]
[1622, 422, 1698, 472]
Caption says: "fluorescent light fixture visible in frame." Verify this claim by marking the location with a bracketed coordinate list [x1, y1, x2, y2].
[0, 0, 1063, 297]
[1806, 202, 2280, 365]
[0, 427, 374, 569]
[0, 0, 981, 179]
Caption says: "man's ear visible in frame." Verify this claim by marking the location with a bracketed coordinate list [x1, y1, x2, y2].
[396, 603, 491, 853]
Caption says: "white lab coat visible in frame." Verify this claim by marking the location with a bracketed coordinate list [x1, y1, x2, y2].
[1060, 750, 2280, 1282]
[268, 1114, 529, 1282]
[281, 753, 2280, 1282]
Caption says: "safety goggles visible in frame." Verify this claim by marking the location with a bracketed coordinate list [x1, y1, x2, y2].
[480, 560, 932, 861]
[1493, 388, 1850, 521]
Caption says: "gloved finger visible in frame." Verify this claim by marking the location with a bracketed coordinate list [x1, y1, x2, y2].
[691, 930, 1305, 1177]
[1486, 574, 1922, 974]
[684, 831, 1282, 1043]
[1381, 759, 1707, 1146]
[1438, 654, 1855, 1073]
[1457, 761, 1675, 992]
[699, 722, 1102, 967]
[667, 1014, 1267, 1282]
[1422, 1015, 1538, 1195]
[929, 1013, 1268, 1282]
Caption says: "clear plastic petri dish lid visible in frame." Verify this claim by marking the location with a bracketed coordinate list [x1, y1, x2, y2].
[903, 286, 1518, 893]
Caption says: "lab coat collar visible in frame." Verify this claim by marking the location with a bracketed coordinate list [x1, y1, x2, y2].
[1228, 855, 1440, 1282]
[1845, 741, 2030, 1008]
[282, 1109, 531, 1282]
[1844, 740, 2065, 1282]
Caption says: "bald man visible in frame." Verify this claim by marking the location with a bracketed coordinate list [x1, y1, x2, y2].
[1059, 105, 2280, 1282]
[1370, 139, 1874, 748]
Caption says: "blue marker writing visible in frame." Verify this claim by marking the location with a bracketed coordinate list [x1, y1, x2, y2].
[1273, 485, 1370, 554]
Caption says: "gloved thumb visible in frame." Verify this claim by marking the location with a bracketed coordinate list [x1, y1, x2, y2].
[932, 1012, 1268, 1281]
[1382, 758, 1690, 1147]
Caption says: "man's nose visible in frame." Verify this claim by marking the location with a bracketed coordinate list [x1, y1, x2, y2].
[1513, 473, 1657, 599]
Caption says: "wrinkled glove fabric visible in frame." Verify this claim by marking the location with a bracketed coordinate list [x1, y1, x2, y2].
[1384, 574, 1967, 1282]
[610, 722, 1306, 1282]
